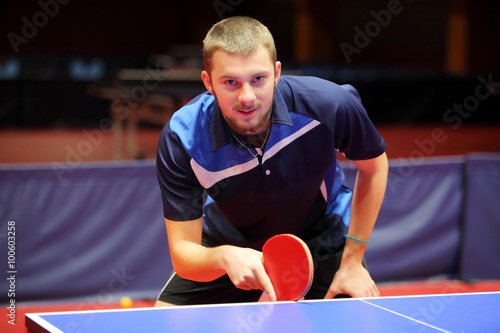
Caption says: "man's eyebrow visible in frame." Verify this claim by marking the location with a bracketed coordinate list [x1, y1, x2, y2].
[217, 71, 271, 80]
[217, 75, 238, 80]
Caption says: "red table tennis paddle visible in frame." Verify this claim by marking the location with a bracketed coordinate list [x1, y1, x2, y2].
[262, 234, 314, 301]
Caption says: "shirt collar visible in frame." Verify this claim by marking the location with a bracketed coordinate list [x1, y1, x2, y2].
[210, 88, 292, 152]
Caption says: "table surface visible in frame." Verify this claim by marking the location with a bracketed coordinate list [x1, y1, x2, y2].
[26, 292, 500, 333]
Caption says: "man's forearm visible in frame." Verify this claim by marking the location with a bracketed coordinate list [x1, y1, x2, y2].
[166, 217, 227, 282]
[169, 240, 229, 282]
[165, 217, 274, 297]
[342, 153, 388, 265]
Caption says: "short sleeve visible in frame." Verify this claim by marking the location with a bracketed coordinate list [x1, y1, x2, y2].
[156, 123, 205, 221]
[333, 84, 386, 160]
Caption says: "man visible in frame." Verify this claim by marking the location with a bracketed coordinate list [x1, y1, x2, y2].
[155, 16, 388, 306]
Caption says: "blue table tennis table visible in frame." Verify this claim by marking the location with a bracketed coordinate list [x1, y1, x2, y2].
[26, 292, 500, 332]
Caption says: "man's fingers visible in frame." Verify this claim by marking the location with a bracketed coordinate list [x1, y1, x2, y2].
[372, 284, 380, 297]
[325, 283, 379, 299]
[262, 279, 277, 302]
[256, 268, 277, 302]
[224, 248, 277, 300]
[233, 274, 265, 291]
[324, 289, 341, 299]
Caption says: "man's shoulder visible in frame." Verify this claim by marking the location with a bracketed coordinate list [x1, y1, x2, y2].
[277, 74, 331, 90]
[168, 92, 214, 129]
[278, 75, 358, 98]
[173, 92, 214, 117]
[277, 75, 362, 111]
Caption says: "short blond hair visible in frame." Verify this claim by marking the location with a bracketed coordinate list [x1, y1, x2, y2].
[203, 16, 277, 73]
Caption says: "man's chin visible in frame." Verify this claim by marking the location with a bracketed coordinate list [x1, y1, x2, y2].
[232, 125, 260, 135]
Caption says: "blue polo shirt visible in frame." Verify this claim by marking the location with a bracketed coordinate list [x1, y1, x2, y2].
[157, 75, 385, 250]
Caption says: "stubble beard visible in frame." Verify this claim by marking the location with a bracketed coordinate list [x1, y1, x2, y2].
[214, 88, 274, 138]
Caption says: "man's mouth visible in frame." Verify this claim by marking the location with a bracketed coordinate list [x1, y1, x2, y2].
[236, 107, 258, 114]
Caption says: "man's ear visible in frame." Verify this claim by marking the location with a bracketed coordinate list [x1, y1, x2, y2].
[274, 61, 282, 86]
[201, 71, 214, 95]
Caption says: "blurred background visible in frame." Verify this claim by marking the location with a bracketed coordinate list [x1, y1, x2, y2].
[1, 0, 499, 161]
[0, 1, 499, 331]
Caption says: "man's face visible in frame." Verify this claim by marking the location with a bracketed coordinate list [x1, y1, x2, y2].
[202, 45, 281, 135]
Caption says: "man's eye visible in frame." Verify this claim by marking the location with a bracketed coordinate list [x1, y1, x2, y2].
[225, 80, 237, 86]
[253, 76, 265, 83]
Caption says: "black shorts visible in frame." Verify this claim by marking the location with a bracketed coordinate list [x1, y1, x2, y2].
[157, 231, 366, 305]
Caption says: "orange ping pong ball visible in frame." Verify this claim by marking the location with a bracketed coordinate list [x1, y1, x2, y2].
[120, 296, 133, 308]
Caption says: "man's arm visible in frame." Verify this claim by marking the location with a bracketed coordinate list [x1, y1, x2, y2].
[165, 217, 277, 301]
[325, 152, 388, 298]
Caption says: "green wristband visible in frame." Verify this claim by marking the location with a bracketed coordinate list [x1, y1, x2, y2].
[344, 234, 371, 244]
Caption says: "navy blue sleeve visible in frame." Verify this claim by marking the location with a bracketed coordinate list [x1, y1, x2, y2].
[277, 76, 385, 160]
[156, 122, 204, 221]
[333, 84, 386, 160]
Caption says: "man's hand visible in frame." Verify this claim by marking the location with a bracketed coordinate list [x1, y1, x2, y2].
[164, 218, 277, 301]
[324, 263, 379, 299]
[220, 246, 277, 302]
[324, 152, 387, 299]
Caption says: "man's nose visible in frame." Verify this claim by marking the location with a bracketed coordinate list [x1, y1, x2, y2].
[238, 83, 256, 106]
